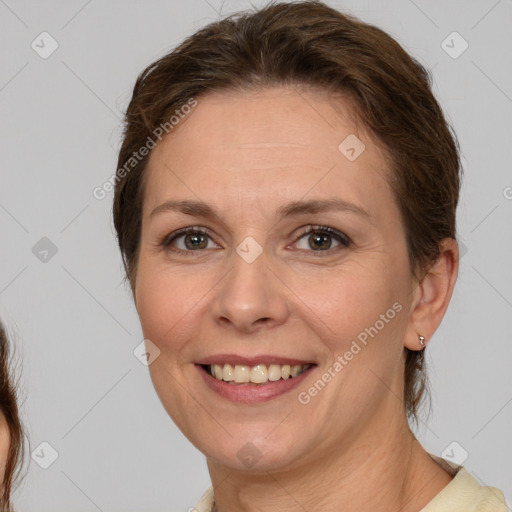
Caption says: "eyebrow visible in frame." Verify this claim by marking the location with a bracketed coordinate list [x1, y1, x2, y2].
[149, 198, 369, 221]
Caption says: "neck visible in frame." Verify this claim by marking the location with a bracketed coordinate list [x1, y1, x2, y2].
[207, 407, 452, 512]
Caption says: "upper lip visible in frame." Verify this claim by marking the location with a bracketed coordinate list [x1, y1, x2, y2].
[196, 354, 316, 366]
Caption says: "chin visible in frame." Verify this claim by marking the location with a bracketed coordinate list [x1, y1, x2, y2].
[198, 427, 310, 473]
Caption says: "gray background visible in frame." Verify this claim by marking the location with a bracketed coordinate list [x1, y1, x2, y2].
[1, 0, 511, 510]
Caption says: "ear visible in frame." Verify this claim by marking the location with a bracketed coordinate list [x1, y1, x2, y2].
[404, 238, 459, 351]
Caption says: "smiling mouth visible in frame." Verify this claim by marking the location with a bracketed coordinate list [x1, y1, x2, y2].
[201, 363, 314, 385]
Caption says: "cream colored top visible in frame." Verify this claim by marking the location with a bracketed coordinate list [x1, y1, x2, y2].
[192, 456, 507, 512]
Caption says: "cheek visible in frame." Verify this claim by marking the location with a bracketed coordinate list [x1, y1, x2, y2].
[288, 263, 410, 420]
[134, 262, 209, 432]
[292, 264, 409, 416]
[135, 271, 171, 342]
[135, 262, 188, 353]
[291, 259, 406, 351]
[135, 259, 220, 358]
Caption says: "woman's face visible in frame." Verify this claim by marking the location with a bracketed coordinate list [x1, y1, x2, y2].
[135, 86, 418, 472]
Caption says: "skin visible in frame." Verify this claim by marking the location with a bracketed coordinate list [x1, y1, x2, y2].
[0, 411, 9, 486]
[134, 85, 459, 512]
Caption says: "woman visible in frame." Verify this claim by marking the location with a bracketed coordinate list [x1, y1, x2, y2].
[0, 321, 25, 511]
[113, 1, 507, 510]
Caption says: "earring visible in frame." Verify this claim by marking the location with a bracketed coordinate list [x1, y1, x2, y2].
[418, 335, 425, 347]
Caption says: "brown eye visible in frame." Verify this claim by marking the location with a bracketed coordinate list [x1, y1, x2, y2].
[182, 232, 208, 250]
[308, 232, 332, 250]
[295, 226, 350, 252]
[162, 227, 217, 253]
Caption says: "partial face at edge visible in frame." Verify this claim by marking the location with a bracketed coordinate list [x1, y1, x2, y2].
[0, 411, 10, 487]
[133, 85, 417, 472]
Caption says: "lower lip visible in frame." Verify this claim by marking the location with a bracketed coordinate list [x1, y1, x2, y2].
[196, 365, 316, 404]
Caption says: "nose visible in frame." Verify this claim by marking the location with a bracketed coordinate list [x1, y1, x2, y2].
[210, 245, 291, 334]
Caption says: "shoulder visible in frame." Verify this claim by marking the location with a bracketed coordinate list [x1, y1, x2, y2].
[191, 486, 214, 512]
[421, 456, 508, 512]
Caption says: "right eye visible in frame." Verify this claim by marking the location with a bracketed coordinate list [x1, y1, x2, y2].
[161, 227, 219, 254]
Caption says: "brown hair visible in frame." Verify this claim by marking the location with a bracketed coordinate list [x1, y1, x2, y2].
[0, 321, 25, 511]
[113, 0, 461, 422]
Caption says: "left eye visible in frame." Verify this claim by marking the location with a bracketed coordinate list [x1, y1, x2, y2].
[294, 226, 350, 251]
[161, 227, 218, 253]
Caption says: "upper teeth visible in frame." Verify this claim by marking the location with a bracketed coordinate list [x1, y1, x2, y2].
[209, 363, 310, 384]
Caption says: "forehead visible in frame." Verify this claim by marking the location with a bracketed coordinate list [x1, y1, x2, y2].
[142, 85, 392, 218]
[154, 85, 365, 154]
